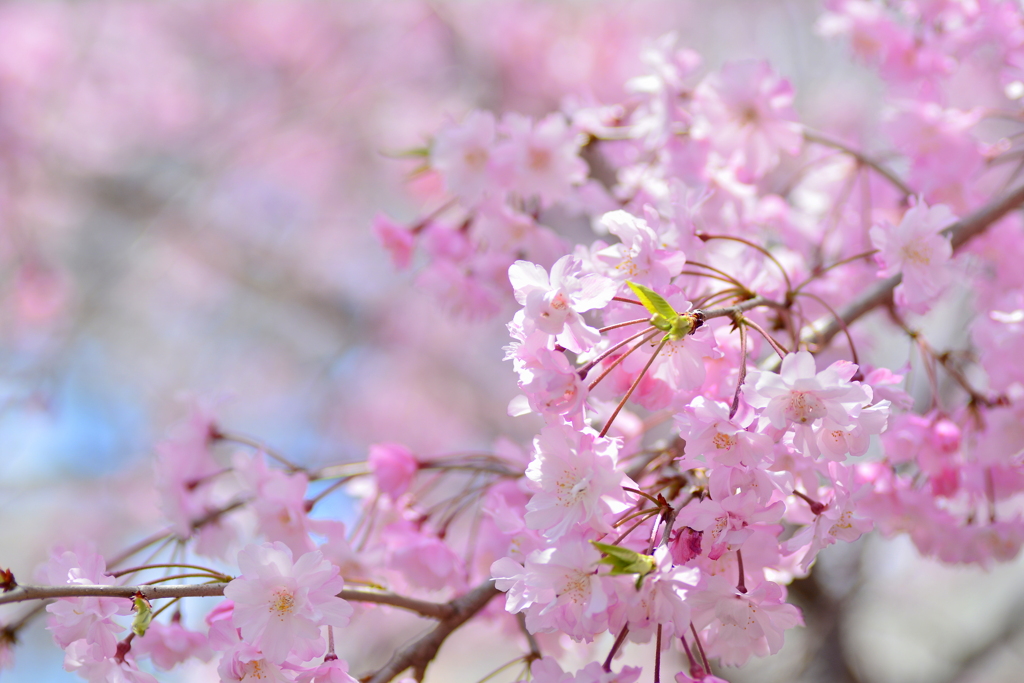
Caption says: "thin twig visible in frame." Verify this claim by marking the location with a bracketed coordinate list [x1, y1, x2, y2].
[803, 129, 914, 197]
[0, 583, 457, 619]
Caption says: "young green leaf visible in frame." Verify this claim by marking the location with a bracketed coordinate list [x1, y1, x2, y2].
[627, 281, 678, 322]
[591, 540, 656, 588]
[131, 594, 154, 637]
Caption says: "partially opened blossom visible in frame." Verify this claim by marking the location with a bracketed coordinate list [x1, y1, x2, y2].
[224, 542, 352, 664]
[368, 443, 419, 500]
[383, 520, 465, 591]
[508, 339, 589, 423]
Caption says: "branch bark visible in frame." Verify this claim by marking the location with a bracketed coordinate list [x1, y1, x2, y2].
[0, 583, 454, 620]
[367, 579, 500, 683]
[807, 183, 1024, 348]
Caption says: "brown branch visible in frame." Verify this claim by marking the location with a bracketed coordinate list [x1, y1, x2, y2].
[700, 295, 783, 321]
[0, 583, 455, 620]
[807, 183, 1024, 348]
[803, 129, 914, 197]
[367, 579, 500, 683]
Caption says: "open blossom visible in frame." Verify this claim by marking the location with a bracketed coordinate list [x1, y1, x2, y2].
[492, 112, 587, 206]
[611, 546, 700, 643]
[744, 351, 872, 431]
[524, 424, 631, 539]
[689, 576, 803, 667]
[509, 255, 618, 353]
[41, 548, 129, 655]
[217, 642, 292, 683]
[592, 210, 687, 289]
[493, 533, 615, 640]
[224, 542, 352, 664]
[430, 109, 498, 206]
[869, 200, 956, 313]
[676, 397, 773, 467]
[691, 59, 802, 181]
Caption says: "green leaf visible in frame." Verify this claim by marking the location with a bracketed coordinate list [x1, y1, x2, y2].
[131, 595, 153, 637]
[626, 281, 678, 322]
[591, 540, 656, 589]
[625, 282, 698, 341]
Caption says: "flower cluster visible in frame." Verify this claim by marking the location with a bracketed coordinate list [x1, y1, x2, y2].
[10, 2, 1024, 683]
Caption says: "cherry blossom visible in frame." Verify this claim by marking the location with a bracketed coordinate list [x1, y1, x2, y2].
[524, 424, 631, 539]
[431, 110, 499, 206]
[224, 542, 352, 663]
[869, 200, 957, 313]
[691, 60, 802, 182]
[509, 255, 618, 353]
[744, 351, 872, 432]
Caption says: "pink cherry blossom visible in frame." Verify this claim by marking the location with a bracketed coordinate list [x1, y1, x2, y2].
[689, 576, 803, 666]
[691, 60, 802, 182]
[64, 639, 158, 683]
[524, 424, 631, 539]
[224, 542, 352, 663]
[744, 351, 873, 431]
[676, 396, 773, 468]
[131, 618, 213, 670]
[295, 657, 360, 683]
[41, 548, 129, 655]
[368, 443, 419, 500]
[592, 210, 687, 289]
[431, 110, 499, 206]
[509, 255, 618, 353]
[492, 112, 587, 206]
[383, 520, 465, 591]
[217, 642, 293, 683]
[869, 200, 957, 313]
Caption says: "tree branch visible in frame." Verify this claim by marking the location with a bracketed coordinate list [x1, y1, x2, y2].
[367, 579, 500, 683]
[0, 584, 455, 620]
[803, 129, 914, 197]
[806, 183, 1024, 348]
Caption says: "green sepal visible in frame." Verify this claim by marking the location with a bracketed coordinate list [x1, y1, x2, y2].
[591, 540, 656, 589]
[668, 313, 695, 340]
[131, 595, 153, 637]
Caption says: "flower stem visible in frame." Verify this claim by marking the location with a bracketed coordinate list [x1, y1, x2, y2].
[599, 335, 669, 438]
